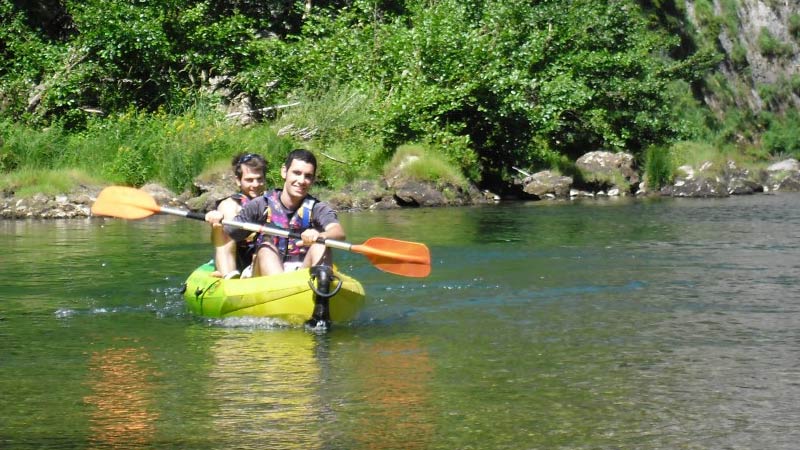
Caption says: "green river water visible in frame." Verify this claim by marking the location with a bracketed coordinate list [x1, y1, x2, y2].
[2, 194, 799, 449]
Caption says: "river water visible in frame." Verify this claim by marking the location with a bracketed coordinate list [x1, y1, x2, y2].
[2, 194, 799, 449]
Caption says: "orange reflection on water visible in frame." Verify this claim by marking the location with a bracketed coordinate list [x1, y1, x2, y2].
[355, 337, 435, 449]
[83, 346, 158, 449]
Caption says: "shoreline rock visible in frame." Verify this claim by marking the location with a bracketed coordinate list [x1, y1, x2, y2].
[3, 156, 800, 219]
[0, 178, 495, 220]
[518, 154, 800, 201]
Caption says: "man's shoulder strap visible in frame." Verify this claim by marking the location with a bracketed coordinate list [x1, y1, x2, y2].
[299, 196, 315, 228]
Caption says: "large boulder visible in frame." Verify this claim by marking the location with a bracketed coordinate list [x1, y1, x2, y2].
[660, 162, 728, 197]
[185, 168, 238, 212]
[575, 151, 639, 193]
[722, 160, 763, 195]
[522, 170, 573, 199]
[764, 158, 800, 191]
[768, 171, 800, 192]
[766, 158, 799, 172]
[393, 180, 449, 207]
[658, 159, 766, 198]
[141, 183, 183, 207]
[391, 179, 480, 207]
[324, 180, 397, 211]
[382, 152, 485, 207]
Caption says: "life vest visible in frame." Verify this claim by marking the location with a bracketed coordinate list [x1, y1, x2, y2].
[261, 189, 316, 263]
[229, 193, 257, 268]
[229, 192, 250, 206]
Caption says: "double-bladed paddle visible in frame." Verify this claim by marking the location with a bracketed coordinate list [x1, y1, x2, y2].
[91, 186, 431, 278]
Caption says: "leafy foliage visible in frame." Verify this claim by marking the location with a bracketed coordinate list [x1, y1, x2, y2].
[0, 0, 775, 192]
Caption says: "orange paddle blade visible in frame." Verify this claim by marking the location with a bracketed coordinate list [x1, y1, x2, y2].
[351, 237, 431, 278]
[91, 186, 162, 219]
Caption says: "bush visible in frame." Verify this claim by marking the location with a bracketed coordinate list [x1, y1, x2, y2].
[762, 110, 800, 158]
[270, 85, 385, 187]
[643, 145, 674, 189]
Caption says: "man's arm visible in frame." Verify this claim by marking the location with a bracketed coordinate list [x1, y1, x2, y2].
[321, 222, 345, 241]
[224, 197, 264, 241]
[297, 202, 344, 245]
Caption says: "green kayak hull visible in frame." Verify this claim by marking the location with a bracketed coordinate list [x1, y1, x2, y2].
[183, 262, 366, 325]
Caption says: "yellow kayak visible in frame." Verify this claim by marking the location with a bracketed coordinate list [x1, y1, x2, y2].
[182, 262, 366, 326]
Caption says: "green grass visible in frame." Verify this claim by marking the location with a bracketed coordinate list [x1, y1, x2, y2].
[644, 145, 675, 189]
[758, 27, 794, 59]
[790, 13, 800, 40]
[0, 168, 103, 198]
[384, 143, 468, 188]
[1, 109, 295, 193]
[671, 139, 775, 176]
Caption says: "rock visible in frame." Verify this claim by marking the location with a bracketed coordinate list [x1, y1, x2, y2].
[660, 159, 769, 198]
[384, 154, 421, 189]
[723, 160, 762, 195]
[766, 158, 799, 172]
[728, 178, 763, 195]
[569, 189, 594, 198]
[764, 158, 800, 192]
[225, 92, 257, 126]
[661, 161, 728, 197]
[185, 192, 221, 213]
[575, 151, 639, 193]
[380, 151, 486, 207]
[369, 197, 400, 210]
[193, 169, 237, 193]
[141, 183, 181, 207]
[324, 180, 393, 211]
[661, 176, 728, 197]
[522, 170, 573, 199]
[482, 189, 501, 202]
[393, 180, 448, 207]
[189, 168, 238, 212]
[770, 172, 800, 191]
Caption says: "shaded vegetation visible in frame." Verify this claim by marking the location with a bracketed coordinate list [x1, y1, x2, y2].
[0, 0, 798, 195]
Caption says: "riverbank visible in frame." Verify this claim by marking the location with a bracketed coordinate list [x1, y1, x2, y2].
[0, 178, 491, 220]
[3, 154, 800, 220]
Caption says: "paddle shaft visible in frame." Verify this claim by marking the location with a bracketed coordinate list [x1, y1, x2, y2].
[159, 205, 354, 251]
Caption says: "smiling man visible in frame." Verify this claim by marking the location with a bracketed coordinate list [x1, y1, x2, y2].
[222, 149, 345, 277]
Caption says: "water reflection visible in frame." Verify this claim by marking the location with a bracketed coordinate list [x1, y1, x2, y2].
[205, 328, 323, 449]
[350, 337, 435, 449]
[194, 326, 437, 450]
[84, 345, 158, 449]
[4, 194, 800, 448]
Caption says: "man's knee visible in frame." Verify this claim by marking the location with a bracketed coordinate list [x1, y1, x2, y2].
[306, 245, 332, 266]
[256, 243, 279, 256]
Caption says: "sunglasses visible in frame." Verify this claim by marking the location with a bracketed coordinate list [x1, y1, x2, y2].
[238, 153, 258, 164]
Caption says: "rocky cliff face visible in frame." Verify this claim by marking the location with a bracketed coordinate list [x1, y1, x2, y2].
[686, 0, 800, 113]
